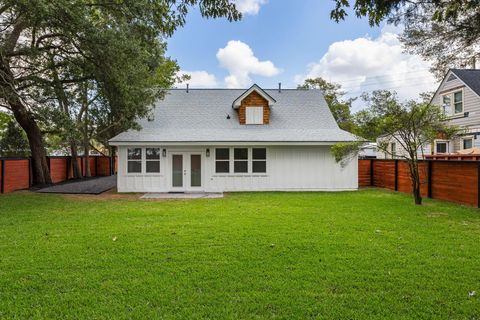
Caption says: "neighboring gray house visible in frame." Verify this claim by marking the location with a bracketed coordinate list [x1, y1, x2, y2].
[109, 85, 358, 193]
[377, 69, 480, 158]
[430, 69, 480, 154]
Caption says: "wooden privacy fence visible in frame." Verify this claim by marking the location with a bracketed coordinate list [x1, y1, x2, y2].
[0, 156, 116, 194]
[359, 159, 480, 207]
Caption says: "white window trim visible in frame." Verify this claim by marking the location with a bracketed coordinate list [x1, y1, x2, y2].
[245, 106, 264, 125]
[434, 140, 449, 154]
[126, 147, 163, 176]
[213, 147, 268, 176]
[441, 88, 464, 116]
[462, 136, 474, 150]
[214, 147, 230, 174]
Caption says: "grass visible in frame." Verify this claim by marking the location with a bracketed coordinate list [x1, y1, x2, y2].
[0, 189, 479, 319]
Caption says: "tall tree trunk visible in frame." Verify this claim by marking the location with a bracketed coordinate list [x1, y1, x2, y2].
[0, 67, 51, 184]
[70, 143, 82, 179]
[10, 99, 52, 185]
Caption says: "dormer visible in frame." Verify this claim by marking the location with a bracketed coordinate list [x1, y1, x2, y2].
[232, 84, 276, 125]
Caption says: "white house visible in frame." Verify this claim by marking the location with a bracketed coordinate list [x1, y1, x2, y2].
[109, 85, 358, 193]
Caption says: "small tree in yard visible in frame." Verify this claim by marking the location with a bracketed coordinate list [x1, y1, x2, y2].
[333, 90, 459, 205]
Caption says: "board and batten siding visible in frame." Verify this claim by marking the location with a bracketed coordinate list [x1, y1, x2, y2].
[116, 145, 358, 192]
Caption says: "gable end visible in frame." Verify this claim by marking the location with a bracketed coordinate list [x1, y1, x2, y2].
[238, 91, 270, 125]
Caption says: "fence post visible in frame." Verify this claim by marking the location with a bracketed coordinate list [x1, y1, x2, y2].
[370, 159, 374, 186]
[394, 160, 398, 191]
[1, 159, 4, 194]
[428, 161, 433, 199]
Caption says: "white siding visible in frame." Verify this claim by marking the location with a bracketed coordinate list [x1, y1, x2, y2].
[117, 145, 358, 192]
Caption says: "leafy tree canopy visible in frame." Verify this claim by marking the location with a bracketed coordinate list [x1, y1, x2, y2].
[298, 78, 355, 132]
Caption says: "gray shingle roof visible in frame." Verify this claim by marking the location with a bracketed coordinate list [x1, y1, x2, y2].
[109, 88, 357, 143]
[451, 69, 480, 96]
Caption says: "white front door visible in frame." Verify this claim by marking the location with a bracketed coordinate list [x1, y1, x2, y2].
[170, 153, 203, 192]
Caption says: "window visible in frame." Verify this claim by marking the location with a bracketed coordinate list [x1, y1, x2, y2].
[234, 148, 248, 173]
[454, 91, 463, 114]
[245, 106, 264, 124]
[145, 148, 160, 173]
[441, 90, 463, 115]
[215, 148, 230, 173]
[127, 148, 142, 173]
[442, 95, 451, 115]
[252, 148, 266, 173]
[435, 141, 448, 154]
[463, 137, 473, 150]
[390, 143, 396, 159]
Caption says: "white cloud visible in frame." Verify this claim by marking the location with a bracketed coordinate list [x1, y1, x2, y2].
[233, 0, 267, 15]
[216, 40, 281, 88]
[176, 70, 218, 88]
[295, 27, 438, 110]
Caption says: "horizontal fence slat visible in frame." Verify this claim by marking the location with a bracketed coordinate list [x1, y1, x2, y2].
[360, 159, 479, 207]
[0, 156, 117, 194]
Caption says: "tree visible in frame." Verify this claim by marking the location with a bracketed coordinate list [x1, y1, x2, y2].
[400, 5, 480, 78]
[337, 90, 459, 205]
[0, 0, 241, 185]
[298, 78, 355, 131]
[330, 0, 479, 78]
[0, 120, 30, 157]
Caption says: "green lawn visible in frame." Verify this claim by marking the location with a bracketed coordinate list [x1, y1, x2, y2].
[0, 189, 479, 319]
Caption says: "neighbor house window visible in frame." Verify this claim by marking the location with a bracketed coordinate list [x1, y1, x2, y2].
[390, 143, 396, 159]
[127, 148, 142, 173]
[215, 148, 230, 173]
[245, 106, 264, 124]
[454, 91, 463, 114]
[146, 148, 160, 173]
[252, 148, 266, 173]
[234, 148, 248, 173]
[463, 137, 473, 150]
[435, 141, 448, 154]
[441, 90, 463, 115]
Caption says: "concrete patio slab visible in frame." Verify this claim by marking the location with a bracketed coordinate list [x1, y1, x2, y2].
[141, 192, 224, 199]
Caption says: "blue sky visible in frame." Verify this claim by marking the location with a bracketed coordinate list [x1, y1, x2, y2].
[167, 0, 437, 108]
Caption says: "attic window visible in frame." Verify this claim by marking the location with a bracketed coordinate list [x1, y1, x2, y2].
[245, 106, 263, 124]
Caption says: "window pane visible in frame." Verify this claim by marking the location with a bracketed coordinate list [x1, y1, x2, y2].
[172, 155, 183, 187]
[464, 139, 473, 149]
[252, 148, 266, 160]
[191, 155, 201, 187]
[146, 148, 160, 160]
[454, 91, 462, 103]
[128, 148, 141, 160]
[216, 148, 229, 160]
[454, 92, 463, 113]
[252, 161, 266, 173]
[146, 161, 160, 173]
[442, 95, 451, 105]
[128, 160, 141, 173]
[234, 148, 248, 160]
[436, 143, 447, 153]
[215, 161, 229, 173]
[455, 102, 463, 113]
[234, 161, 248, 173]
